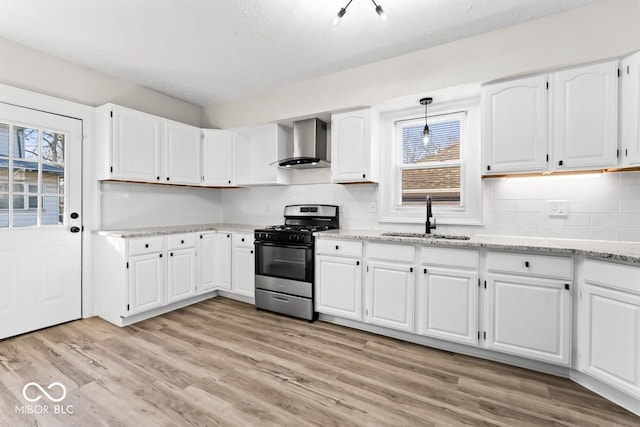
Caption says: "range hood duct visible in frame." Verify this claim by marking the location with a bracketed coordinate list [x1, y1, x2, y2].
[278, 118, 329, 169]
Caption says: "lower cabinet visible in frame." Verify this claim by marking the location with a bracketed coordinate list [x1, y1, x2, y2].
[167, 244, 197, 303]
[128, 251, 166, 315]
[316, 255, 363, 320]
[417, 247, 479, 346]
[197, 232, 217, 294]
[231, 233, 255, 298]
[579, 260, 640, 398]
[215, 232, 232, 291]
[365, 243, 416, 333]
[485, 252, 572, 365]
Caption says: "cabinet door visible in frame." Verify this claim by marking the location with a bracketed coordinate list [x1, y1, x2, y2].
[215, 232, 232, 290]
[232, 246, 255, 298]
[486, 273, 571, 365]
[111, 106, 163, 182]
[482, 75, 548, 174]
[553, 61, 618, 170]
[365, 260, 415, 332]
[579, 283, 640, 397]
[418, 266, 478, 346]
[622, 52, 640, 166]
[128, 252, 165, 315]
[331, 109, 371, 182]
[167, 247, 197, 303]
[202, 129, 234, 186]
[316, 255, 362, 320]
[197, 233, 216, 294]
[164, 120, 202, 184]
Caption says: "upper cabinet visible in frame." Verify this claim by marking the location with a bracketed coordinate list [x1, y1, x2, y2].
[621, 51, 640, 166]
[483, 60, 619, 175]
[482, 75, 548, 174]
[202, 129, 234, 186]
[331, 108, 379, 183]
[96, 104, 201, 185]
[552, 61, 618, 170]
[164, 120, 201, 185]
[233, 123, 292, 186]
[97, 104, 163, 182]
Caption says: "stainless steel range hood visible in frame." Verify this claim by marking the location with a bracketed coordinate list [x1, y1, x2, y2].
[278, 118, 329, 169]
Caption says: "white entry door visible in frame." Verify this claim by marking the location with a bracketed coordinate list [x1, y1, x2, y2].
[0, 103, 82, 339]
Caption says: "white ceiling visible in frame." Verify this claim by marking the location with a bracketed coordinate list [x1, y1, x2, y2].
[0, 0, 599, 107]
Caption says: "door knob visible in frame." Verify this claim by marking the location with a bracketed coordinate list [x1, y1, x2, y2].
[70, 212, 79, 219]
[70, 226, 81, 233]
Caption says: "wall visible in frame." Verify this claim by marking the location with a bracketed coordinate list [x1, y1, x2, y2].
[221, 171, 640, 242]
[100, 182, 222, 229]
[202, 0, 640, 129]
[0, 37, 201, 126]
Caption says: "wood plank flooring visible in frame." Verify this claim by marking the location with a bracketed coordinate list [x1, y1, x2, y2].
[0, 297, 638, 426]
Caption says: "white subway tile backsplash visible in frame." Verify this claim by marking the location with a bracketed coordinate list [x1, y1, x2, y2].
[570, 199, 619, 213]
[620, 199, 640, 213]
[619, 228, 640, 242]
[591, 213, 640, 228]
[563, 226, 620, 241]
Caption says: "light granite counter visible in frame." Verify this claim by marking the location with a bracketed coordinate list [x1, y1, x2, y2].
[314, 229, 640, 266]
[96, 223, 264, 238]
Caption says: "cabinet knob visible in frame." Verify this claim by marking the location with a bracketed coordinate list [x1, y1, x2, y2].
[335, 245, 339, 250]
[356, 261, 360, 266]
[145, 244, 149, 248]
[525, 261, 530, 268]
[159, 254, 163, 258]
[242, 238, 245, 242]
[558, 160, 564, 166]
[410, 267, 414, 273]
[166, 177, 170, 181]
[362, 174, 366, 179]
[227, 234, 230, 238]
[181, 240, 184, 244]
[170, 252, 174, 257]
[250, 250, 254, 254]
[157, 176, 160, 180]
[228, 180, 231, 184]
[200, 235, 203, 239]
[423, 268, 427, 274]
[486, 165, 491, 171]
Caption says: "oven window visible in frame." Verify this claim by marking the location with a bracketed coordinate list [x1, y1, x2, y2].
[256, 244, 311, 282]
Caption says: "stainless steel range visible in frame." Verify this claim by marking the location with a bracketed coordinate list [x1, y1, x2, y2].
[254, 205, 339, 321]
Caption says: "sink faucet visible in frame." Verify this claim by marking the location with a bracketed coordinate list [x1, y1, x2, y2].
[425, 195, 436, 234]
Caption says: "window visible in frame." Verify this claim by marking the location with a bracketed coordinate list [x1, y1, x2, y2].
[379, 100, 482, 225]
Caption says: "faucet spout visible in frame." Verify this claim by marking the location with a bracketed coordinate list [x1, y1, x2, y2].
[425, 195, 436, 234]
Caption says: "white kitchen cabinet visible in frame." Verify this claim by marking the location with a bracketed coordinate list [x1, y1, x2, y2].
[164, 120, 202, 185]
[365, 243, 415, 333]
[417, 247, 479, 346]
[128, 251, 166, 315]
[579, 260, 640, 398]
[233, 124, 292, 186]
[331, 108, 379, 183]
[482, 60, 619, 175]
[485, 252, 572, 365]
[482, 74, 548, 174]
[97, 104, 163, 182]
[621, 51, 640, 166]
[315, 239, 363, 320]
[166, 234, 197, 303]
[552, 61, 618, 170]
[215, 231, 232, 290]
[231, 233, 255, 298]
[202, 129, 234, 186]
[197, 232, 217, 294]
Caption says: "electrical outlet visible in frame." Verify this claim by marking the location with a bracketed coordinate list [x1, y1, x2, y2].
[548, 200, 568, 217]
[369, 202, 377, 213]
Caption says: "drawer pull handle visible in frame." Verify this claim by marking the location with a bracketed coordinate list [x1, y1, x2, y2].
[145, 244, 149, 248]
[273, 296, 289, 303]
[356, 261, 360, 266]
[525, 261, 530, 268]
[410, 267, 413, 273]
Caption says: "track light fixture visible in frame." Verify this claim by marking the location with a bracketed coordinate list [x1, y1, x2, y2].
[420, 97, 433, 148]
[332, 0, 388, 26]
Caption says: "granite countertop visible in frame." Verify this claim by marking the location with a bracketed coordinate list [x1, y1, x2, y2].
[96, 223, 264, 238]
[314, 229, 640, 266]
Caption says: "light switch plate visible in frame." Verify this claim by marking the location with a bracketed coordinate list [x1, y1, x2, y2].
[548, 200, 568, 217]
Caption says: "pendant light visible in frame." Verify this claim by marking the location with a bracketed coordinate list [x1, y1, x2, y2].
[332, 0, 388, 26]
[420, 97, 433, 148]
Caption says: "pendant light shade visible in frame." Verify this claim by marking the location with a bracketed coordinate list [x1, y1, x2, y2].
[420, 97, 433, 148]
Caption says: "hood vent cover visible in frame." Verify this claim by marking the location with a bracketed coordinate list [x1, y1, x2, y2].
[278, 118, 329, 169]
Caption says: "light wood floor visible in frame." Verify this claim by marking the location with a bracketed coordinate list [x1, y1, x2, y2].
[0, 297, 638, 426]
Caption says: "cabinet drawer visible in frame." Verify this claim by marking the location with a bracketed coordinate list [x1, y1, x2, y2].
[128, 236, 164, 256]
[367, 242, 415, 263]
[233, 232, 255, 248]
[316, 239, 362, 257]
[584, 259, 640, 294]
[487, 252, 572, 280]
[167, 233, 197, 250]
[419, 247, 478, 269]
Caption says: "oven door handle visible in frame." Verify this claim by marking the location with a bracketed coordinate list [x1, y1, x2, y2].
[255, 242, 311, 250]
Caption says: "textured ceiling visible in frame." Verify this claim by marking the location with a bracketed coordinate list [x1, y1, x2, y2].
[0, 0, 599, 106]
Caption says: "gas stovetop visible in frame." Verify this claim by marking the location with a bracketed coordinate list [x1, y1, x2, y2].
[263, 224, 333, 233]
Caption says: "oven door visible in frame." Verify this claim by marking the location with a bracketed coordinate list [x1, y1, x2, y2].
[254, 241, 313, 283]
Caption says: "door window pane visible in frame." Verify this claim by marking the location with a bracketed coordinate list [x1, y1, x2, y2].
[42, 131, 65, 164]
[0, 123, 8, 157]
[28, 195, 38, 209]
[42, 165, 64, 193]
[13, 194, 24, 209]
[0, 162, 7, 189]
[42, 196, 62, 225]
[0, 195, 7, 228]
[13, 127, 39, 160]
[0, 194, 7, 209]
[13, 166, 38, 187]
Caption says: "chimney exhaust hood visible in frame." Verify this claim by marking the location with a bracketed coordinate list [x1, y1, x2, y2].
[278, 118, 329, 169]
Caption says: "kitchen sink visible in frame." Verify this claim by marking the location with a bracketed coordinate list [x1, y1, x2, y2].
[381, 232, 470, 240]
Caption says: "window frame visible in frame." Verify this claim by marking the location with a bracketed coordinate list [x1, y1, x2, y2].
[379, 99, 483, 225]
